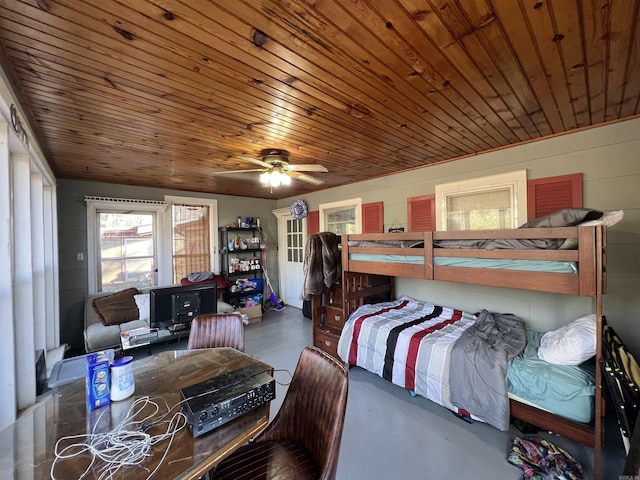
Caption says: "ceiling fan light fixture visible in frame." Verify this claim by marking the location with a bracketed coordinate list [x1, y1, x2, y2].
[220, 150, 326, 186]
[259, 168, 292, 187]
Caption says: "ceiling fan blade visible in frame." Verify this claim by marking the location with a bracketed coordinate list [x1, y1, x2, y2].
[235, 155, 272, 168]
[209, 168, 266, 175]
[287, 171, 325, 185]
[286, 163, 328, 172]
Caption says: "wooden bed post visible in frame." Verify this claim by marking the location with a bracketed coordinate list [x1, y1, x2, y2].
[593, 225, 605, 480]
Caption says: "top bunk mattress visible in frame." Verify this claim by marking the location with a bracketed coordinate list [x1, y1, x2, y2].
[348, 252, 578, 274]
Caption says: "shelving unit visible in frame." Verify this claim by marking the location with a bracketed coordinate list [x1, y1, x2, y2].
[219, 226, 264, 308]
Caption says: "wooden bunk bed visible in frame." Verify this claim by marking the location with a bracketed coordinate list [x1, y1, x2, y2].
[312, 224, 607, 478]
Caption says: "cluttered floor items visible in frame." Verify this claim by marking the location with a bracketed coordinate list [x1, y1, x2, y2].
[507, 436, 583, 479]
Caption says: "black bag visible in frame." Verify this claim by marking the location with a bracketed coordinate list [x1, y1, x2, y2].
[302, 298, 312, 319]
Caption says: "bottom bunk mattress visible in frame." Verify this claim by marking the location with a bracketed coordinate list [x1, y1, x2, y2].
[507, 330, 595, 424]
[337, 296, 527, 431]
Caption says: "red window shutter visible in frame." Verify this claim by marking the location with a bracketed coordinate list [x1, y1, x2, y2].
[408, 194, 435, 232]
[362, 202, 384, 233]
[307, 210, 319, 235]
[527, 173, 583, 220]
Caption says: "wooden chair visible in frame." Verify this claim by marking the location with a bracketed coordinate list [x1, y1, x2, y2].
[187, 313, 245, 352]
[209, 346, 349, 480]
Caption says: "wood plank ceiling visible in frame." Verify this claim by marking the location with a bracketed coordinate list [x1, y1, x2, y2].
[0, 0, 638, 199]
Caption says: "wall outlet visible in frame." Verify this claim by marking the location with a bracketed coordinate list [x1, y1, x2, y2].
[77, 252, 84, 262]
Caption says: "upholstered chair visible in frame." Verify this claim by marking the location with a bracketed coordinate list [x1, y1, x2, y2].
[187, 313, 245, 352]
[209, 346, 349, 480]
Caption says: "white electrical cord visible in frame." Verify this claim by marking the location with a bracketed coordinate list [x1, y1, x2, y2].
[50, 396, 187, 480]
[50, 368, 291, 479]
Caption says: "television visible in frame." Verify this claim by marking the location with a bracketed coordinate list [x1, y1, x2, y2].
[149, 284, 217, 331]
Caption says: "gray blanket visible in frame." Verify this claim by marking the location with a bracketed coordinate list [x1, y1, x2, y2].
[449, 310, 527, 431]
[434, 208, 603, 250]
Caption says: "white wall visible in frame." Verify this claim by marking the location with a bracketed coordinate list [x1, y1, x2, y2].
[0, 74, 59, 429]
[278, 118, 640, 357]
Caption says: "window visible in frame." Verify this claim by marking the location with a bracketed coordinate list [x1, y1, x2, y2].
[319, 198, 362, 234]
[171, 202, 212, 284]
[86, 196, 218, 292]
[435, 170, 527, 231]
[286, 218, 304, 263]
[98, 212, 155, 292]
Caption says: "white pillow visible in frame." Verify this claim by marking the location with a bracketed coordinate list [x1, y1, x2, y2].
[537, 314, 597, 365]
[217, 300, 235, 313]
[559, 210, 624, 249]
[134, 294, 150, 321]
[577, 209, 624, 227]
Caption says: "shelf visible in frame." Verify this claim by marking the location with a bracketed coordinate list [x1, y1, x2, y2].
[220, 226, 265, 308]
[224, 248, 263, 254]
[228, 290, 262, 298]
[227, 270, 262, 280]
[220, 226, 262, 233]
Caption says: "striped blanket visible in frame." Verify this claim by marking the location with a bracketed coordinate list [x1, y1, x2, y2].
[337, 296, 526, 430]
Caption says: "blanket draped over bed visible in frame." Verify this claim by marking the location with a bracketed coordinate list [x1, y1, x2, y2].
[337, 297, 526, 431]
[449, 309, 527, 430]
[434, 207, 603, 250]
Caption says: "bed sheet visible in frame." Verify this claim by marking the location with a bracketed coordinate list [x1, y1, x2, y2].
[507, 330, 595, 423]
[348, 253, 578, 273]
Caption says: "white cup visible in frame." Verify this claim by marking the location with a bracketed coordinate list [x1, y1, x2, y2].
[110, 356, 135, 401]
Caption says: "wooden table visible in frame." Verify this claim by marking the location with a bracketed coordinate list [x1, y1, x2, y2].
[0, 348, 273, 479]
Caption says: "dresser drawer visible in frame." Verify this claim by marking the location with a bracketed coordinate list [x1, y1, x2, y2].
[314, 328, 340, 359]
[324, 305, 344, 329]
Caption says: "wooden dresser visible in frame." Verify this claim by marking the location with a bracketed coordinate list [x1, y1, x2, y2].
[311, 273, 394, 358]
[311, 284, 344, 358]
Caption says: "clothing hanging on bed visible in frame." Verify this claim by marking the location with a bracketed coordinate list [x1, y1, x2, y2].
[302, 232, 341, 299]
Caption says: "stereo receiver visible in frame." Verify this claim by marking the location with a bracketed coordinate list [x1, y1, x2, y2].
[181, 363, 275, 437]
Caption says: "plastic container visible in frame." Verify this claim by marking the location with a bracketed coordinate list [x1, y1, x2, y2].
[86, 352, 111, 410]
[110, 356, 135, 401]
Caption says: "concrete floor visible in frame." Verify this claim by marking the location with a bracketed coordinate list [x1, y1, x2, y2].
[144, 305, 628, 479]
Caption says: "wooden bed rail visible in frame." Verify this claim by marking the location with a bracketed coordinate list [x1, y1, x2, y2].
[342, 225, 606, 297]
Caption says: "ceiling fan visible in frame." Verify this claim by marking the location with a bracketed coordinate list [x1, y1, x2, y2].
[211, 149, 328, 187]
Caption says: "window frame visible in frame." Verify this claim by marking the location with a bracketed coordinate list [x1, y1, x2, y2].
[435, 170, 527, 231]
[86, 199, 168, 293]
[86, 195, 218, 293]
[319, 198, 362, 234]
[165, 195, 219, 282]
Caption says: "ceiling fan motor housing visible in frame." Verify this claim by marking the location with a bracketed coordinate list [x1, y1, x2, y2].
[261, 149, 289, 165]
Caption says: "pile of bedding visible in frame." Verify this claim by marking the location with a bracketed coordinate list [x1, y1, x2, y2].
[337, 296, 526, 430]
[434, 207, 618, 250]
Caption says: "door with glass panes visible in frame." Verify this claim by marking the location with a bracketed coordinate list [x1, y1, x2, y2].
[274, 209, 306, 309]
